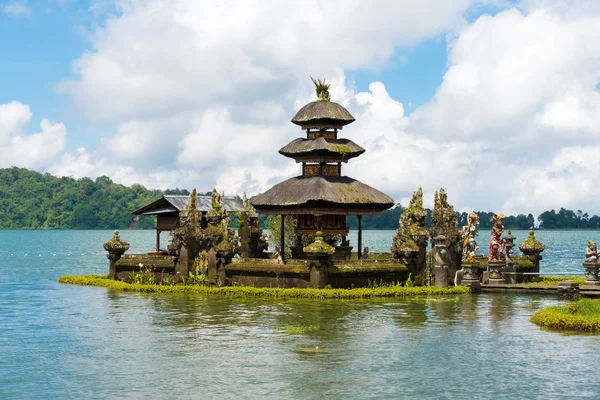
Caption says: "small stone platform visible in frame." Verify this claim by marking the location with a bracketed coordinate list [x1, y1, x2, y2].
[481, 283, 600, 298]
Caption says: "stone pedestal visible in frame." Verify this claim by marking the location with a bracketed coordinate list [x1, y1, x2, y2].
[488, 261, 505, 284]
[104, 230, 130, 280]
[434, 265, 449, 288]
[309, 261, 329, 288]
[207, 249, 218, 283]
[504, 260, 516, 284]
[582, 262, 600, 287]
[461, 263, 480, 291]
[557, 281, 580, 301]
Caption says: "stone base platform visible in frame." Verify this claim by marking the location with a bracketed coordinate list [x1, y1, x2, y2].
[481, 283, 600, 298]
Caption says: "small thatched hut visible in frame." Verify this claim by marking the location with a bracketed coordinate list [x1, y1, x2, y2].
[132, 194, 243, 252]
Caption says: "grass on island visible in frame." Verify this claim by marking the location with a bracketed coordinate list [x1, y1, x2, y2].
[58, 274, 470, 299]
[531, 299, 600, 333]
[531, 276, 586, 286]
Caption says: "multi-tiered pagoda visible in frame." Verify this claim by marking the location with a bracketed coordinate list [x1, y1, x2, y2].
[251, 79, 394, 260]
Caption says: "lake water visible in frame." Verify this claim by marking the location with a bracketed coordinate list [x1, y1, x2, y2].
[2, 229, 600, 399]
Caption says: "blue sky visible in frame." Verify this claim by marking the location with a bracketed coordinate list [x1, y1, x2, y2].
[0, 1, 505, 149]
[1, 0, 600, 214]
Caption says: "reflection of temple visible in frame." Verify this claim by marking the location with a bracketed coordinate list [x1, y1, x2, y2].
[251, 80, 394, 260]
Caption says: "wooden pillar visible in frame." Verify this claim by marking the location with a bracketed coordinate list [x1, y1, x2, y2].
[280, 214, 286, 263]
[156, 230, 161, 251]
[357, 215, 362, 260]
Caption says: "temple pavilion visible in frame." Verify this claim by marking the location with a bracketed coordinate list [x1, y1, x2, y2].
[251, 79, 394, 260]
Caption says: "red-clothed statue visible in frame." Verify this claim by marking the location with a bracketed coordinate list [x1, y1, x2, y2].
[488, 214, 506, 261]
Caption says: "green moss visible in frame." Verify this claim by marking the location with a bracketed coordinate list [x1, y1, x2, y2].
[531, 299, 600, 333]
[331, 144, 352, 156]
[519, 230, 545, 252]
[530, 276, 586, 286]
[329, 260, 408, 275]
[58, 275, 470, 298]
[303, 232, 335, 255]
[228, 259, 310, 274]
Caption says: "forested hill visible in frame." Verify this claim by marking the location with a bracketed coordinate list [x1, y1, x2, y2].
[0, 167, 172, 229]
[1, 167, 599, 230]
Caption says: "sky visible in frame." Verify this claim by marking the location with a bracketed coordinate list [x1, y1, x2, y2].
[1, 0, 600, 216]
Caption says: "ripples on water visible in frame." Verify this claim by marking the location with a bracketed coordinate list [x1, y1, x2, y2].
[1, 230, 600, 399]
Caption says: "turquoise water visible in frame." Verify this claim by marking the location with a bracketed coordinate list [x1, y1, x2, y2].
[1, 230, 600, 398]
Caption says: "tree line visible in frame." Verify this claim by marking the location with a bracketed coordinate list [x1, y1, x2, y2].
[1, 168, 598, 230]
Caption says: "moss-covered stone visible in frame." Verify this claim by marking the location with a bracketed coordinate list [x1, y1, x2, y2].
[303, 232, 335, 255]
[116, 254, 176, 269]
[519, 230, 545, 253]
[329, 260, 407, 275]
[391, 187, 428, 256]
[228, 259, 310, 274]
[103, 230, 130, 254]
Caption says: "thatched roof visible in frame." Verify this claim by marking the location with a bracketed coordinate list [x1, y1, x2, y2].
[279, 137, 365, 161]
[132, 195, 243, 216]
[250, 176, 394, 215]
[291, 101, 355, 128]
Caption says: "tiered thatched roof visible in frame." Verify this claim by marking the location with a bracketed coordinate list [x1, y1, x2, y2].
[279, 137, 365, 162]
[291, 101, 355, 128]
[250, 176, 394, 215]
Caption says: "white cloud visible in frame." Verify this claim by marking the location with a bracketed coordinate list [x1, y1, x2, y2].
[505, 146, 600, 214]
[49, 147, 203, 190]
[0, 101, 32, 144]
[42, 0, 600, 216]
[1, 0, 31, 16]
[0, 101, 66, 169]
[59, 0, 471, 123]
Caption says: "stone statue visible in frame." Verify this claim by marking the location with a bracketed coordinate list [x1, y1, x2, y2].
[461, 212, 479, 261]
[488, 214, 506, 262]
[430, 188, 461, 282]
[585, 240, 598, 263]
[362, 246, 370, 260]
[390, 187, 429, 283]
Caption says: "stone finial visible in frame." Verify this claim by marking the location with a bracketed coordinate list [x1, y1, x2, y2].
[303, 231, 335, 255]
[518, 230, 545, 255]
[430, 188, 460, 244]
[103, 230, 130, 254]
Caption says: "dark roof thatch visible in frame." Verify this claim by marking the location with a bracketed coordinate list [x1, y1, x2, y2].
[279, 137, 365, 161]
[291, 101, 355, 128]
[250, 176, 394, 215]
[132, 195, 244, 216]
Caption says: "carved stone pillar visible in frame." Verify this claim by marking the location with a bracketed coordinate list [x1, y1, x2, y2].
[461, 264, 480, 291]
[433, 235, 449, 288]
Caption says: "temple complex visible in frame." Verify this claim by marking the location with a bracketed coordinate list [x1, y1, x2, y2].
[251, 78, 394, 261]
[101, 79, 547, 290]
